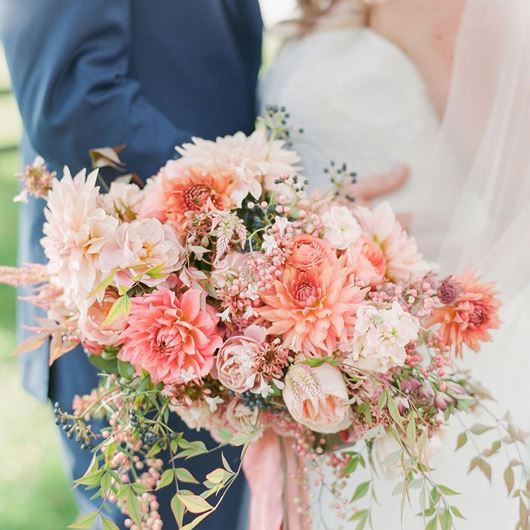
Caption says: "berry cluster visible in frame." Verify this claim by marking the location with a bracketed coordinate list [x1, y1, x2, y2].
[53, 402, 97, 450]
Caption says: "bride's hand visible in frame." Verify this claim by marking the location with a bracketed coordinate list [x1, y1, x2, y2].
[352, 163, 409, 206]
[346, 163, 412, 229]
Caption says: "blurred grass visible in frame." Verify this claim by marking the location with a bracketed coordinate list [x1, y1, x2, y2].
[0, 48, 77, 529]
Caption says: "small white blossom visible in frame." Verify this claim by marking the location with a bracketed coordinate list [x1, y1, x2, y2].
[243, 305, 257, 320]
[322, 206, 362, 250]
[204, 395, 224, 412]
[179, 367, 198, 383]
[344, 302, 420, 373]
[274, 216, 290, 237]
[261, 233, 279, 255]
[217, 307, 232, 322]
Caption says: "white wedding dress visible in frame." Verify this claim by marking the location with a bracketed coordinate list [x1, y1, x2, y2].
[261, 26, 521, 530]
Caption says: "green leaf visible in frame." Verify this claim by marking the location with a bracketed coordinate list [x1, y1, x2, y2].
[88, 354, 118, 373]
[89, 269, 116, 297]
[477, 459, 493, 482]
[304, 357, 326, 368]
[431, 487, 441, 505]
[438, 485, 460, 496]
[205, 468, 229, 485]
[387, 395, 404, 429]
[74, 468, 103, 488]
[455, 432, 468, 451]
[179, 511, 212, 530]
[171, 494, 185, 527]
[102, 294, 131, 327]
[157, 469, 175, 491]
[216, 428, 233, 443]
[440, 509, 452, 530]
[425, 516, 438, 530]
[177, 493, 214, 514]
[117, 359, 135, 379]
[351, 481, 371, 502]
[178, 439, 208, 458]
[468, 457, 481, 474]
[100, 472, 112, 496]
[146, 263, 167, 279]
[342, 455, 359, 477]
[355, 510, 369, 530]
[231, 431, 257, 446]
[221, 453, 234, 473]
[69, 512, 98, 529]
[469, 424, 495, 436]
[175, 468, 199, 484]
[101, 516, 121, 530]
[126, 486, 143, 526]
[450, 505, 465, 519]
[407, 417, 417, 446]
[504, 466, 515, 495]
[378, 390, 388, 410]
[350, 509, 368, 521]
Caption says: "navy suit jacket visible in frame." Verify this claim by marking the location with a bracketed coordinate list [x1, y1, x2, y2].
[0, 0, 263, 401]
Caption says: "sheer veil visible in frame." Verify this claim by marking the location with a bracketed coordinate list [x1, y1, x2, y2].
[414, 0, 530, 425]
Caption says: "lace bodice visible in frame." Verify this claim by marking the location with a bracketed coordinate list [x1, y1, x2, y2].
[260, 27, 440, 212]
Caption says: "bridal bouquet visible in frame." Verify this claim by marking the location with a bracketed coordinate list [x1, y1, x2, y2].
[3, 109, 529, 530]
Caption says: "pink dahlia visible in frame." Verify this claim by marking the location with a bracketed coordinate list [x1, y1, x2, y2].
[117, 287, 222, 385]
[427, 269, 501, 356]
[259, 256, 367, 356]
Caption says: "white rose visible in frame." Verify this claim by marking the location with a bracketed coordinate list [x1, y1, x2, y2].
[322, 206, 362, 250]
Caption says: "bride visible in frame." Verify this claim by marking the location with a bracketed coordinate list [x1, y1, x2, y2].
[261, 0, 530, 528]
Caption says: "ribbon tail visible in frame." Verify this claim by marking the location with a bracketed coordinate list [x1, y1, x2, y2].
[243, 431, 309, 530]
[243, 429, 284, 530]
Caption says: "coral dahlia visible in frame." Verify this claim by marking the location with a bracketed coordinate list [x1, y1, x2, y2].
[258, 256, 367, 356]
[427, 269, 501, 356]
[118, 287, 222, 385]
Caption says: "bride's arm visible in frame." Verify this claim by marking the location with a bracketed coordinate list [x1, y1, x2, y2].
[369, 0, 466, 117]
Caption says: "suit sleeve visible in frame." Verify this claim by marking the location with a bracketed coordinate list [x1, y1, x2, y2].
[0, 0, 191, 178]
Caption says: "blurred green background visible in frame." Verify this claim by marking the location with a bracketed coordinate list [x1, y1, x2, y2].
[0, 48, 78, 529]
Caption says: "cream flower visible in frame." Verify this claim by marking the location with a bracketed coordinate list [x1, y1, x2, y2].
[102, 181, 143, 221]
[344, 302, 420, 373]
[41, 167, 118, 307]
[322, 205, 362, 250]
[100, 218, 185, 289]
[282, 363, 353, 434]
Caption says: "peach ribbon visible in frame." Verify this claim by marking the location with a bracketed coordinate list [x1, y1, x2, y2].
[243, 430, 307, 530]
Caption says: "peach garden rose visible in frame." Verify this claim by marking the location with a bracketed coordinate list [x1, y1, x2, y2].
[286, 234, 331, 270]
[78, 287, 127, 348]
[216, 325, 268, 393]
[282, 363, 353, 434]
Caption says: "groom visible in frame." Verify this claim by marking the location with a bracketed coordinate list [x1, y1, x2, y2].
[0, 0, 262, 527]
